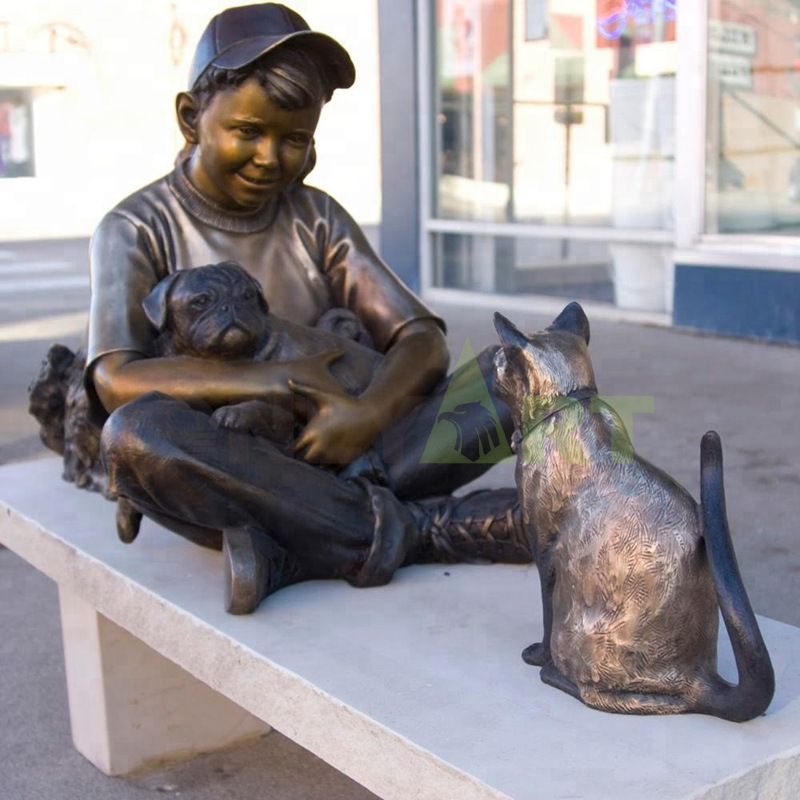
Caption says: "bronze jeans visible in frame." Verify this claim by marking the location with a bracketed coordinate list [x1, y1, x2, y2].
[101, 347, 514, 583]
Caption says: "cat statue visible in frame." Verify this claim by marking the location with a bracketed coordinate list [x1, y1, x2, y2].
[493, 302, 774, 721]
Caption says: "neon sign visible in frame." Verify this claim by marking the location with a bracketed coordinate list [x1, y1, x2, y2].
[597, 0, 677, 41]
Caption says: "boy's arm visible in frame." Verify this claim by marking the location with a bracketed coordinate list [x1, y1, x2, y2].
[290, 318, 450, 465]
[283, 191, 450, 464]
[93, 349, 345, 413]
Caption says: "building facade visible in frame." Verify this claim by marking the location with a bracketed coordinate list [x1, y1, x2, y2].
[380, 0, 800, 343]
[0, 0, 381, 240]
[1, 1, 798, 343]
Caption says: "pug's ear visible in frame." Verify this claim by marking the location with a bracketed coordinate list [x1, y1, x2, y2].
[548, 301, 590, 344]
[143, 273, 181, 332]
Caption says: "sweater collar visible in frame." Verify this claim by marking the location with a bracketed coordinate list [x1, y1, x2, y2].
[167, 159, 280, 234]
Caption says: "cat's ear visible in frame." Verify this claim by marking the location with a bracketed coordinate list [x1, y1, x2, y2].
[494, 312, 529, 350]
[548, 301, 590, 344]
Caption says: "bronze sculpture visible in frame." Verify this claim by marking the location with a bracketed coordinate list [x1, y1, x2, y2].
[29, 258, 380, 509]
[493, 303, 775, 721]
[24, 2, 776, 723]
[28, 3, 531, 615]
[29, 343, 108, 496]
[114, 259, 405, 542]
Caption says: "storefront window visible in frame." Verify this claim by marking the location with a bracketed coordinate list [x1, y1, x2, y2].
[434, 232, 616, 299]
[434, 0, 677, 227]
[432, 1, 678, 305]
[706, 0, 800, 234]
[0, 89, 35, 179]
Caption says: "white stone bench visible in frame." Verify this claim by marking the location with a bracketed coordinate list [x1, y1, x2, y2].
[2, 456, 800, 799]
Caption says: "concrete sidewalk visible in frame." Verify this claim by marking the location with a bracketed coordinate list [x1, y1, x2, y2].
[1, 298, 798, 799]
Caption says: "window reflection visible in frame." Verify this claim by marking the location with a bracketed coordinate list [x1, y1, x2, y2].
[434, 0, 677, 229]
[436, 0, 512, 221]
[434, 232, 616, 301]
[707, 0, 800, 234]
[433, 0, 677, 308]
[0, 89, 35, 179]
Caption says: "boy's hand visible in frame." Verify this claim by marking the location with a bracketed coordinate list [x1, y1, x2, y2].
[280, 349, 344, 395]
[288, 320, 450, 465]
[289, 380, 385, 465]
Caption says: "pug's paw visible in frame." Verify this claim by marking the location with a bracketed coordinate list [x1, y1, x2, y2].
[212, 400, 294, 445]
[212, 401, 265, 433]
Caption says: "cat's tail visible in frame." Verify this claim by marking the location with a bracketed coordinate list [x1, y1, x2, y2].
[696, 431, 775, 721]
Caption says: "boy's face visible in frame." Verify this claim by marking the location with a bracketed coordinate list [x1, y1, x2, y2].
[187, 77, 321, 212]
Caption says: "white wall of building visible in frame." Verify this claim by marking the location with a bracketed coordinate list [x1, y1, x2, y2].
[0, 0, 381, 240]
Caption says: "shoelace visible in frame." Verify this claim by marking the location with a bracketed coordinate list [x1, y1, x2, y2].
[425, 505, 528, 564]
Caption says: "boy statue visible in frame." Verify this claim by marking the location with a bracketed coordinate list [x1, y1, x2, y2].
[89, 3, 532, 614]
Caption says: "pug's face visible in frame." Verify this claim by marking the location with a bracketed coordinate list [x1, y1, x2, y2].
[144, 261, 270, 359]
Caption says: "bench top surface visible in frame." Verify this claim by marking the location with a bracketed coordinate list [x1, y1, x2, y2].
[2, 457, 800, 800]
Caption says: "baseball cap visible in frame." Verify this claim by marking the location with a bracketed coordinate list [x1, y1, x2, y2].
[188, 3, 355, 91]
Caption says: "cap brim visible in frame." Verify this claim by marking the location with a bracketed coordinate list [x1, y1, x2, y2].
[207, 31, 355, 90]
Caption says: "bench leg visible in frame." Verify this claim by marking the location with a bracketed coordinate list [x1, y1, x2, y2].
[58, 587, 269, 776]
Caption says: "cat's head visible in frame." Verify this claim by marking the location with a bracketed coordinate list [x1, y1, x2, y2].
[493, 302, 597, 409]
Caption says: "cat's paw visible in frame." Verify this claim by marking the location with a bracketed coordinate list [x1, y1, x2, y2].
[521, 642, 548, 666]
